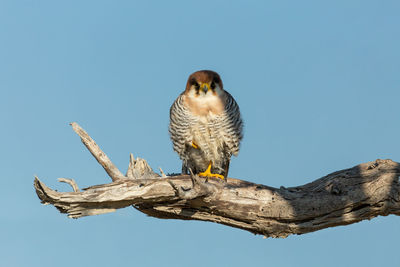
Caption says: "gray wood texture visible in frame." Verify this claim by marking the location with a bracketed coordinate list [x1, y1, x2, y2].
[34, 123, 400, 238]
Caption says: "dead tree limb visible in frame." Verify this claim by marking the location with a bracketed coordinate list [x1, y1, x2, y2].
[34, 123, 400, 238]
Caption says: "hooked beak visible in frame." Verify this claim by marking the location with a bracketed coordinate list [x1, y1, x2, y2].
[201, 83, 210, 93]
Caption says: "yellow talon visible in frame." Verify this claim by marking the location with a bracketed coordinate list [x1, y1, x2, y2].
[192, 142, 199, 149]
[199, 162, 225, 180]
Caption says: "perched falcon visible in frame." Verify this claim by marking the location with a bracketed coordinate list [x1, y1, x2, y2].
[169, 70, 243, 179]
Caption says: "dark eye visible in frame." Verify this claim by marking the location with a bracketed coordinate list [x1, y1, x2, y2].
[193, 82, 200, 90]
[210, 81, 216, 90]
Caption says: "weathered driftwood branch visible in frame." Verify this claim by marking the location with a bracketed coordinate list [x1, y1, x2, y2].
[34, 123, 400, 238]
[70, 122, 126, 181]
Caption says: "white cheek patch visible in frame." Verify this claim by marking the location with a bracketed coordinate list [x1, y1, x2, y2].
[185, 85, 225, 116]
[188, 91, 220, 105]
[187, 85, 223, 99]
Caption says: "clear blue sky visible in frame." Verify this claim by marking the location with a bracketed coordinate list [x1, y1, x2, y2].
[1, 1, 399, 266]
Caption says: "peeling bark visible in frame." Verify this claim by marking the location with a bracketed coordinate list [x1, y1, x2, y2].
[34, 123, 400, 238]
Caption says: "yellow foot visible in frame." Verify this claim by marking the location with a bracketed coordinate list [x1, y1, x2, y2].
[192, 141, 199, 149]
[199, 162, 224, 180]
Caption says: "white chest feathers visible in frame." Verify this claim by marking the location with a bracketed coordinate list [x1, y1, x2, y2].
[184, 90, 225, 117]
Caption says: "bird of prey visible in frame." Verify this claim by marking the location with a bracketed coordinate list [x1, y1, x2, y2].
[169, 70, 243, 180]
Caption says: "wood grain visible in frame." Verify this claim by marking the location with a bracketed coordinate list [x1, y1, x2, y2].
[34, 123, 400, 238]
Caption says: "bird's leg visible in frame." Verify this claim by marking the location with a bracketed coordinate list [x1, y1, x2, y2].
[191, 141, 199, 149]
[199, 161, 224, 180]
[182, 164, 188, 175]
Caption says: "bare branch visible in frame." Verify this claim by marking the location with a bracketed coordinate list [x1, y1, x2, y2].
[70, 122, 126, 181]
[159, 167, 167, 178]
[167, 174, 217, 200]
[58, 178, 80, 192]
[34, 123, 400, 238]
[34, 159, 400, 237]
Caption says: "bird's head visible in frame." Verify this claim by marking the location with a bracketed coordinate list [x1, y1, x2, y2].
[185, 70, 224, 98]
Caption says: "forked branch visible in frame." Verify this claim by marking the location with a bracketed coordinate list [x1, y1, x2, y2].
[34, 123, 400, 238]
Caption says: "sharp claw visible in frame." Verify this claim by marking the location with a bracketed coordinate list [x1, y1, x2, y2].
[191, 142, 199, 149]
[198, 162, 225, 180]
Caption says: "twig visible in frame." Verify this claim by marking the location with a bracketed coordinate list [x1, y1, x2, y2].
[70, 122, 126, 181]
[159, 167, 167, 178]
[58, 178, 80, 192]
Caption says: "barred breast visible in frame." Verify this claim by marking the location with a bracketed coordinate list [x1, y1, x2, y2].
[169, 91, 243, 177]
